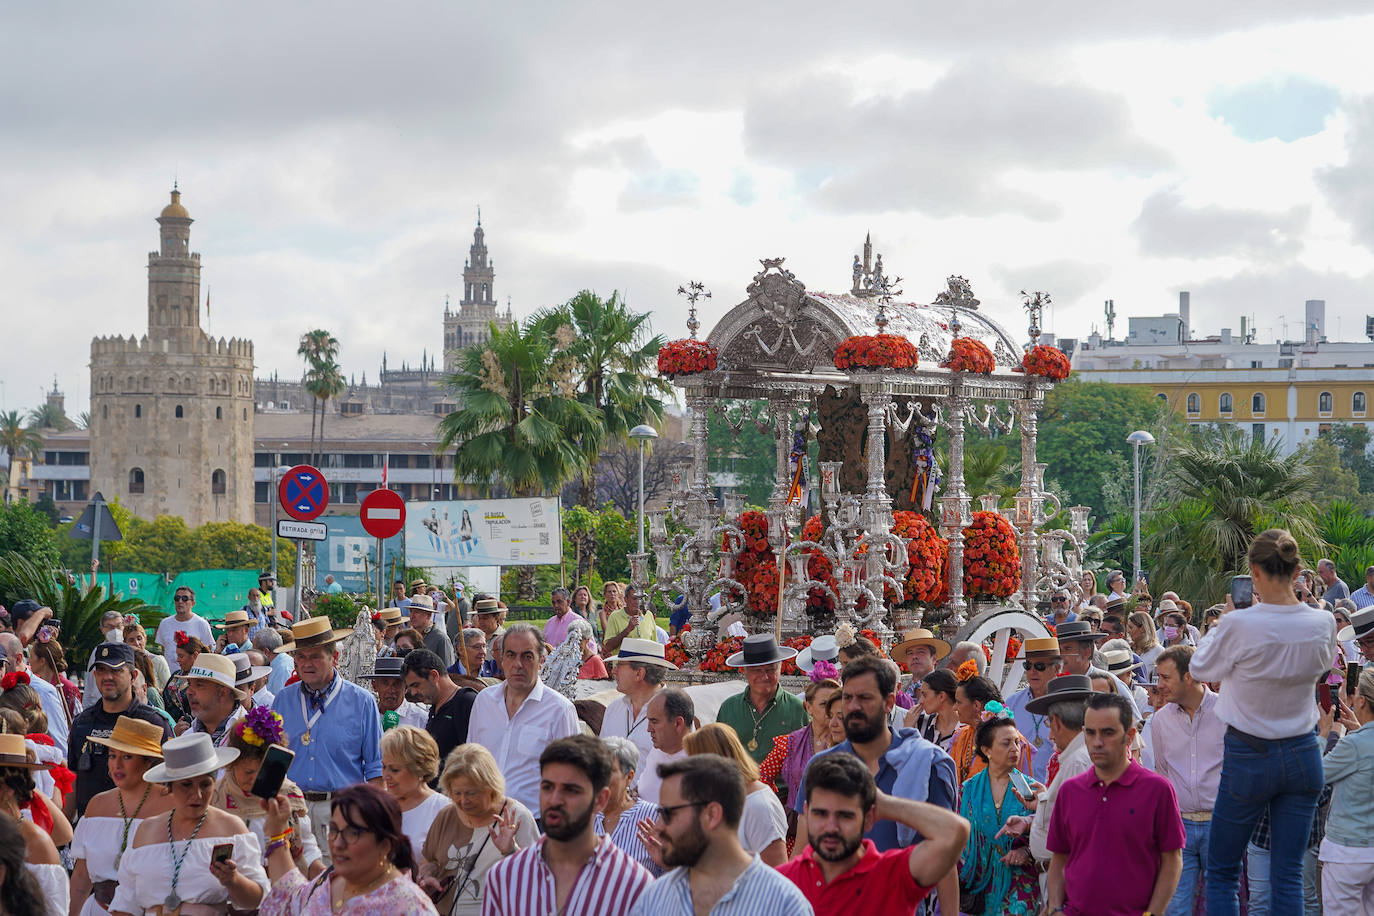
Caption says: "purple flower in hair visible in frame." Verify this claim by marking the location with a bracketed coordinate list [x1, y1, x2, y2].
[809, 659, 839, 682]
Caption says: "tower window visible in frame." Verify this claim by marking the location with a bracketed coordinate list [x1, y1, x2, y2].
[1252, 393, 1266, 414]
[129, 468, 145, 494]
[175, 405, 184, 418]
[1219, 393, 1233, 413]
[1185, 393, 1200, 414]
[1319, 391, 1333, 414]
[134, 404, 142, 419]
[102, 405, 108, 419]
[243, 408, 248, 421]
[212, 469, 226, 495]
[216, 406, 223, 420]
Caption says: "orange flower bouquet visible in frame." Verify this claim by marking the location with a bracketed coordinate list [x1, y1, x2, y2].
[891, 510, 949, 605]
[941, 337, 995, 374]
[833, 334, 918, 371]
[658, 339, 718, 377]
[962, 510, 1020, 598]
[1017, 345, 1071, 381]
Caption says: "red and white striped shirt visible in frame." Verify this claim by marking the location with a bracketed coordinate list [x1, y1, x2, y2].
[482, 834, 652, 916]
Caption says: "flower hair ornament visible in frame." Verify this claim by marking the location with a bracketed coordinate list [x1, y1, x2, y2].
[35, 626, 55, 644]
[979, 700, 1013, 724]
[236, 706, 286, 747]
[834, 623, 857, 650]
[123, 614, 138, 626]
[955, 658, 980, 682]
[174, 630, 190, 647]
[1, 671, 31, 691]
[809, 659, 840, 682]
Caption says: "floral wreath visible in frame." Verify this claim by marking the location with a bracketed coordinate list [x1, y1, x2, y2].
[235, 706, 286, 747]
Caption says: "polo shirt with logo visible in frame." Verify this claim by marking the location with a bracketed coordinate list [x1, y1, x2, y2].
[777, 838, 930, 916]
[1045, 760, 1186, 916]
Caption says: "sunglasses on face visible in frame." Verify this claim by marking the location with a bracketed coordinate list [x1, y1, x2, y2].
[1051, 597, 1068, 604]
[1027, 660, 1060, 671]
[174, 596, 192, 603]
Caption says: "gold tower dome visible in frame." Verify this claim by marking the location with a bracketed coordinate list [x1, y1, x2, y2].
[160, 188, 190, 219]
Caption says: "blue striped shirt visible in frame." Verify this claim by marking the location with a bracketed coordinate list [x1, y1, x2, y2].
[271, 674, 383, 791]
[628, 856, 814, 916]
[595, 799, 663, 877]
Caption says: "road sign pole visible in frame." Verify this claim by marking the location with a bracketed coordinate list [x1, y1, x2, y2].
[378, 538, 386, 610]
[295, 540, 304, 619]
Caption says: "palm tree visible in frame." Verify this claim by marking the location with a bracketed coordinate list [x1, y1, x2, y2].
[313, 359, 347, 466]
[0, 411, 41, 505]
[26, 402, 70, 431]
[438, 320, 599, 599]
[297, 329, 340, 462]
[1143, 426, 1323, 605]
[530, 290, 669, 579]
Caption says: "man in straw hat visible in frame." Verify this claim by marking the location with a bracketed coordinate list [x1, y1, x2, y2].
[718, 634, 808, 767]
[270, 616, 383, 865]
[1004, 636, 1063, 782]
[360, 654, 428, 730]
[1000, 673, 1096, 894]
[66, 642, 173, 819]
[213, 609, 255, 655]
[471, 596, 505, 678]
[374, 606, 408, 657]
[602, 637, 676, 786]
[184, 653, 248, 747]
[407, 592, 455, 669]
[890, 627, 950, 730]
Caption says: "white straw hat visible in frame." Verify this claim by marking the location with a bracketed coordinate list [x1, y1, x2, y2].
[143, 732, 239, 783]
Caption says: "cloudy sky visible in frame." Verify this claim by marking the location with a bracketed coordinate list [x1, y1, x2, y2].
[6, 2, 1374, 417]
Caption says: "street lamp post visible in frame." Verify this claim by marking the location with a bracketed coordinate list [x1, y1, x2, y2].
[1127, 430, 1155, 581]
[629, 425, 660, 554]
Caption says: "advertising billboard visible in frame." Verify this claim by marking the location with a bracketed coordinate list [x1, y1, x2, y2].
[405, 497, 562, 568]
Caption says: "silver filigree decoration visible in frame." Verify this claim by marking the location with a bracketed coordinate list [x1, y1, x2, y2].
[678, 281, 711, 339]
[933, 275, 980, 308]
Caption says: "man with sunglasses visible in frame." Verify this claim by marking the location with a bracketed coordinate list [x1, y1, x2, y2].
[153, 586, 213, 673]
[1005, 637, 1062, 783]
[1044, 589, 1078, 627]
[1341, 605, 1374, 664]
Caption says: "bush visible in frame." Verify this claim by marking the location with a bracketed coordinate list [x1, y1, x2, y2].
[313, 592, 369, 630]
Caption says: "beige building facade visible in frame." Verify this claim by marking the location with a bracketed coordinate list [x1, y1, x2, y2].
[86, 188, 256, 525]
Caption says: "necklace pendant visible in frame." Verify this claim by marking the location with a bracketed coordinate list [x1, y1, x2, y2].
[301, 730, 311, 746]
[1034, 736, 1043, 748]
[747, 738, 758, 751]
[164, 892, 181, 912]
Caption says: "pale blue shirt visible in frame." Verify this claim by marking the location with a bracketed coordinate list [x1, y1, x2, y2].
[271, 674, 383, 791]
[628, 856, 814, 916]
[28, 671, 69, 757]
[266, 653, 294, 695]
[1350, 585, 1374, 609]
[1005, 685, 1055, 783]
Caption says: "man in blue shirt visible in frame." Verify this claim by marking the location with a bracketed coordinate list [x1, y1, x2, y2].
[1349, 565, 1374, 609]
[795, 655, 959, 916]
[271, 617, 383, 866]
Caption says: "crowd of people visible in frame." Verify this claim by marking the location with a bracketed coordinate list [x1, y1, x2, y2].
[0, 537, 1371, 915]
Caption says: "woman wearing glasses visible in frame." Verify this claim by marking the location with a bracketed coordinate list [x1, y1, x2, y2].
[260, 782, 439, 915]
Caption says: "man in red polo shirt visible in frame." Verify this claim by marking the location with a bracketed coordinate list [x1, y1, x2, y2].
[1046, 692, 1185, 916]
[777, 751, 969, 915]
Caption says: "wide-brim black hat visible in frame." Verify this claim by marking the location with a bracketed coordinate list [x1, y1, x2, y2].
[726, 634, 798, 668]
[1025, 674, 1098, 714]
[1054, 621, 1111, 643]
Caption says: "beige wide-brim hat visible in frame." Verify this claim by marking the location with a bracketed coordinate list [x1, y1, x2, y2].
[182, 653, 248, 701]
[1103, 648, 1142, 674]
[606, 637, 678, 669]
[213, 610, 253, 630]
[0, 733, 51, 770]
[1015, 637, 1062, 659]
[378, 607, 408, 627]
[85, 715, 166, 759]
[473, 598, 502, 615]
[143, 732, 239, 783]
[891, 628, 951, 662]
[408, 594, 436, 611]
[279, 616, 353, 654]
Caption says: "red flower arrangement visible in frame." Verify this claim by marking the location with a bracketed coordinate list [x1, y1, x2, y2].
[699, 636, 745, 673]
[1004, 636, 1023, 663]
[725, 510, 781, 616]
[664, 637, 691, 669]
[833, 334, 919, 371]
[657, 339, 718, 377]
[800, 515, 839, 614]
[780, 635, 814, 676]
[941, 337, 995, 374]
[955, 658, 981, 681]
[891, 511, 949, 605]
[1017, 345, 1071, 381]
[1, 671, 30, 691]
[174, 630, 190, 647]
[962, 510, 1021, 598]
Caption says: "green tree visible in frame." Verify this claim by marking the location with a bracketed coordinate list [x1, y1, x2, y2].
[26, 401, 71, 431]
[707, 401, 775, 506]
[531, 290, 669, 581]
[306, 359, 346, 466]
[1298, 439, 1368, 509]
[1324, 424, 1374, 494]
[1143, 426, 1323, 605]
[439, 320, 598, 599]
[1317, 499, 1374, 587]
[0, 410, 41, 503]
[0, 502, 59, 568]
[32, 495, 59, 526]
[297, 329, 340, 464]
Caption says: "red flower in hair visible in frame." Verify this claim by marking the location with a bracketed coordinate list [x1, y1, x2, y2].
[174, 630, 190, 647]
[1, 671, 30, 691]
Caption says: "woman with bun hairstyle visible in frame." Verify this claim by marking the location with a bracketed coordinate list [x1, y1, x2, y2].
[1191, 528, 1338, 916]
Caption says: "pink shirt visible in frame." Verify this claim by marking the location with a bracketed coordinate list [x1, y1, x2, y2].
[1046, 761, 1186, 916]
[1149, 688, 1226, 814]
[543, 610, 587, 648]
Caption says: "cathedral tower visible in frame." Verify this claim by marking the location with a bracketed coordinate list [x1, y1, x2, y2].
[88, 188, 255, 525]
[443, 212, 513, 371]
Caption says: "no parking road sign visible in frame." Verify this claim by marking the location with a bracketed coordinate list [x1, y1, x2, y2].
[360, 488, 406, 539]
[279, 465, 330, 522]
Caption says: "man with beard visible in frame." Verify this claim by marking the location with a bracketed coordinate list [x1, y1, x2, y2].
[778, 752, 969, 915]
[795, 655, 959, 916]
[484, 735, 651, 916]
[629, 754, 812, 916]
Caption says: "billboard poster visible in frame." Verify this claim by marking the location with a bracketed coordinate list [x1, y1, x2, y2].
[405, 497, 562, 568]
[316, 515, 375, 593]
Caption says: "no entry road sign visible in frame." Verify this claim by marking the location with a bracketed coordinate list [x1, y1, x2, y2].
[361, 488, 406, 539]
[279, 465, 330, 522]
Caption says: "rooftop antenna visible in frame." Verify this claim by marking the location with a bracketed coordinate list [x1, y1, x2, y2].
[1104, 300, 1116, 340]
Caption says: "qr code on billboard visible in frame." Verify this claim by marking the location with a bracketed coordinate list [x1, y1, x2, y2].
[540, 532, 549, 546]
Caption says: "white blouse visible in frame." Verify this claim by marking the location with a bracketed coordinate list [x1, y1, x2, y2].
[25, 862, 68, 916]
[71, 815, 147, 916]
[400, 793, 451, 860]
[111, 832, 267, 914]
[738, 787, 787, 855]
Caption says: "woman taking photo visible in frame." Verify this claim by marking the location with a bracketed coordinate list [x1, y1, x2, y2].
[261, 783, 438, 915]
[418, 744, 535, 916]
[916, 668, 963, 752]
[27, 630, 79, 721]
[1191, 528, 1336, 916]
[596, 737, 661, 875]
[71, 717, 174, 916]
[0, 733, 66, 916]
[110, 732, 267, 915]
[380, 726, 449, 858]
[957, 715, 1038, 915]
[1316, 666, 1374, 913]
[683, 723, 788, 866]
[759, 673, 840, 809]
[211, 708, 324, 878]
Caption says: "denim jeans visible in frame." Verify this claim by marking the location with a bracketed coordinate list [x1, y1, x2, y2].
[1166, 819, 1210, 916]
[1301, 844, 1320, 915]
[1206, 731, 1323, 916]
[1246, 843, 1270, 916]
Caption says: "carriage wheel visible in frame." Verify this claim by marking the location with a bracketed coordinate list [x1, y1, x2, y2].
[951, 607, 1052, 699]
